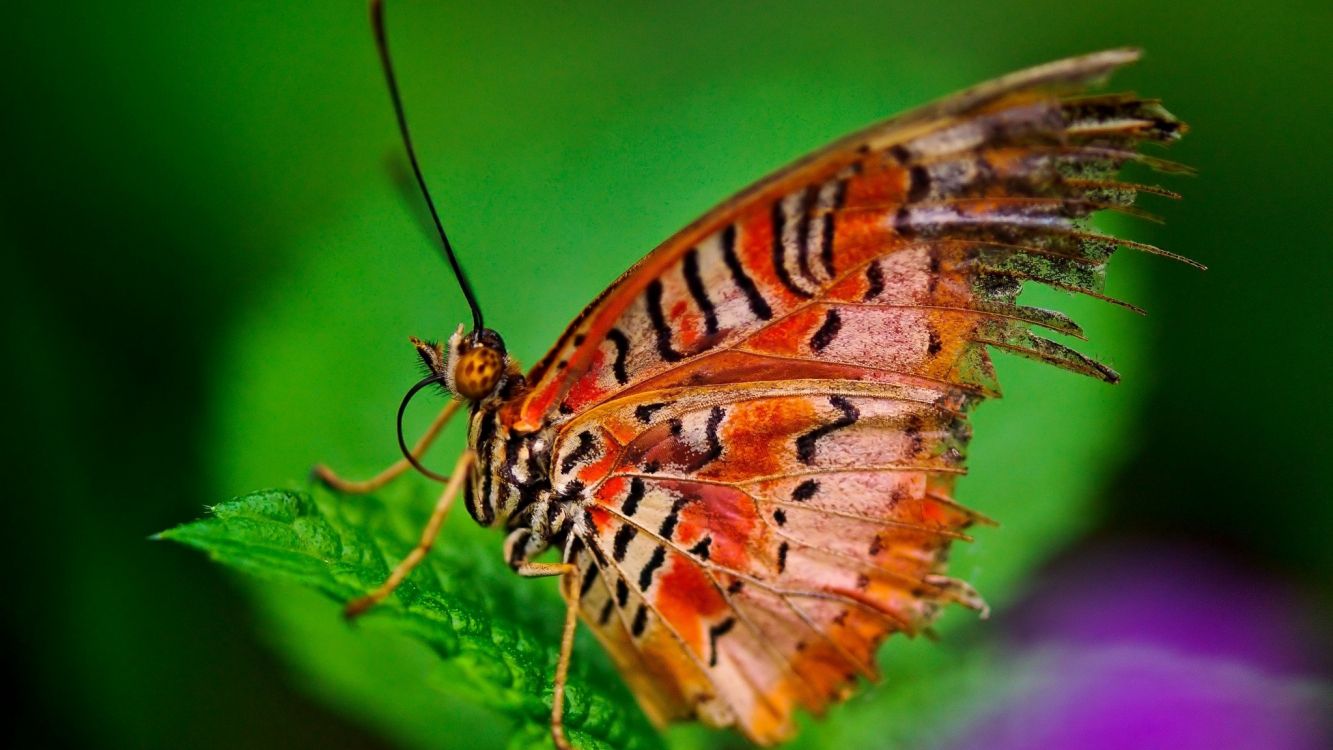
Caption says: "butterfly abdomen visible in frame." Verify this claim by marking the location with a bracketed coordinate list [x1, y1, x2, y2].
[465, 402, 558, 532]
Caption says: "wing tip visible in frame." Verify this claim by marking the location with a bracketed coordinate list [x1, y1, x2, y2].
[1011, 46, 1142, 89]
[923, 47, 1146, 125]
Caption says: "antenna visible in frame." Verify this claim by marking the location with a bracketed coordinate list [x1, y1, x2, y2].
[370, 0, 484, 331]
[397, 374, 453, 483]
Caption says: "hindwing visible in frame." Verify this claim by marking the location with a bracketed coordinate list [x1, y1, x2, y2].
[555, 382, 988, 742]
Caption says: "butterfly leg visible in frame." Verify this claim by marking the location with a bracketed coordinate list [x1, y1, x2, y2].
[516, 561, 582, 750]
[344, 449, 475, 618]
[313, 400, 462, 494]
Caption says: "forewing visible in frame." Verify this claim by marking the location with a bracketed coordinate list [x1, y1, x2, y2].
[511, 48, 1186, 431]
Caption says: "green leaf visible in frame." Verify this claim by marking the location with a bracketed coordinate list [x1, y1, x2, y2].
[161, 487, 664, 750]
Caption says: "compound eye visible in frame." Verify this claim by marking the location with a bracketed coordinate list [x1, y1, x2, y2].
[454, 345, 503, 400]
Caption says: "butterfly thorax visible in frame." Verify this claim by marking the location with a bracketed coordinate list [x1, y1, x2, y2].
[465, 391, 588, 570]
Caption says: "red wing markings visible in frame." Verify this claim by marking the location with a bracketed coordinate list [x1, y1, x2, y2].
[580, 499, 873, 708]
[562, 137, 1178, 407]
[773, 179, 852, 300]
[524, 78, 1186, 437]
[591, 499, 888, 683]
[609, 471, 974, 541]
[577, 514, 794, 723]
[585, 177, 858, 402]
[611, 396, 879, 481]
[635, 466, 963, 604]
[579, 240, 1082, 405]
[575, 159, 1132, 404]
[747, 492, 960, 602]
[587, 463, 969, 505]
[657, 496, 691, 541]
[590, 484, 920, 640]
[583, 519, 808, 688]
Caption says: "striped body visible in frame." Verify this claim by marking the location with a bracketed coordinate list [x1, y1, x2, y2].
[456, 50, 1188, 745]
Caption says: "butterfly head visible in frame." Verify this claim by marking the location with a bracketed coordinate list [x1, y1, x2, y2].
[412, 325, 511, 403]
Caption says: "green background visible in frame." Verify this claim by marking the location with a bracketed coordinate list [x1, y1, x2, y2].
[8, 1, 1329, 748]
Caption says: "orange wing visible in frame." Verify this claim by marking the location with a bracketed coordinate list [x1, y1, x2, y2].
[526, 49, 1186, 743]
[509, 48, 1187, 433]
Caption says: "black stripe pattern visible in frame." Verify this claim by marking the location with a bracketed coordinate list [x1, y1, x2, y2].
[578, 563, 600, 599]
[559, 430, 597, 475]
[771, 180, 846, 299]
[685, 406, 726, 471]
[707, 617, 737, 667]
[796, 395, 861, 464]
[612, 524, 637, 562]
[621, 477, 645, 516]
[864, 261, 885, 301]
[681, 247, 719, 335]
[645, 279, 684, 362]
[634, 402, 666, 424]
[810, 308, 842, 351]
[605, 328, 631, 385]
[817, 179, 845, 276]
[792, 478, 820, 501]
[631, 604, 649, 637]
[722, 224, 773, 320]
[638, 546, 667, 590]
[573, 178, 854, 402]
[659, 497, 689, 540]
[771, 191, 816, 298]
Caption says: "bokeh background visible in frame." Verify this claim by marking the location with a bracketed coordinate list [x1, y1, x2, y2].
[9, 1, 1331, 748]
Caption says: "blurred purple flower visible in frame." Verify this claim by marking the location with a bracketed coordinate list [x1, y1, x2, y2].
[944, 540, 1331, 750]
[1006, 540, 1324, 676]
[948, 646, 1329, 750]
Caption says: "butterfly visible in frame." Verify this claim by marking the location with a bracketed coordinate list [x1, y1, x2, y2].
[316, 3, 1192, 748]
